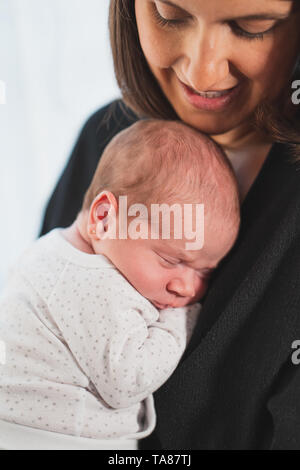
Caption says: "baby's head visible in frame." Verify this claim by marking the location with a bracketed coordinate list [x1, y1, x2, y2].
[79, 120, 240, 309]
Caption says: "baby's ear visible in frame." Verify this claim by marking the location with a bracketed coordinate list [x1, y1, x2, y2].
[88, 191, 118, 240]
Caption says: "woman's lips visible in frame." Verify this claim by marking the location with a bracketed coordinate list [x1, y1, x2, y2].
[179, 79, 241, 111]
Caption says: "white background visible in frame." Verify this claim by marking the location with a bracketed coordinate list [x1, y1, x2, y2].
[0, 0, 120, 288]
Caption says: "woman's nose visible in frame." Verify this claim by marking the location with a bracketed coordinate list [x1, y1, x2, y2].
[166, 269, 197, 298]
[181, 26, 230, 91]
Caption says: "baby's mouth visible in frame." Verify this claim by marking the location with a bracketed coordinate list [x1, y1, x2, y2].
[152, 301, 167, 309]
[152, 300, 172, 309]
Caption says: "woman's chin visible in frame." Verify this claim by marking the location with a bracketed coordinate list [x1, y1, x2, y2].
[175, 108, 245, 136]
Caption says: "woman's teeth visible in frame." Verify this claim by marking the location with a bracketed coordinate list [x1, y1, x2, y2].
[192, 88, 232, 98]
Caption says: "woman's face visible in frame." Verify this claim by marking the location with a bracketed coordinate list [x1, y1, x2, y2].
[135, 0, 300, 137]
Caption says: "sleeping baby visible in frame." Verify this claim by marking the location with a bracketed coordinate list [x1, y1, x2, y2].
[0, 119, 240, 441]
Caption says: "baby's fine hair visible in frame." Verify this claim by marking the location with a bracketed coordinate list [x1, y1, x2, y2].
[82, 119, 240, 227]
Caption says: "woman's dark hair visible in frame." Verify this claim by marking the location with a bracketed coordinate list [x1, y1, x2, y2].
[109, 0, 300, 158]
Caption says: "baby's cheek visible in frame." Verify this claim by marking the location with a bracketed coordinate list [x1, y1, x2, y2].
[193, 277, 209, 302]
[129, 261, 164, 295]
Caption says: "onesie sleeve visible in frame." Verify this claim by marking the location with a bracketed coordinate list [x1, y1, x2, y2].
[49, 272, 201, 409]
[96, 303, 201, 409]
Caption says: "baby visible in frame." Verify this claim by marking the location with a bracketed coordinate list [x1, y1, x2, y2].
[0, 120, 240, 443]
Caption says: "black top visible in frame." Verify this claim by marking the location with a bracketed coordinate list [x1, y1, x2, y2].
[41, 99, 300, 450]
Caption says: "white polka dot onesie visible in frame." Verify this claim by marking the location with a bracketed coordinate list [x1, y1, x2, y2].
[0, 229, 200, 440]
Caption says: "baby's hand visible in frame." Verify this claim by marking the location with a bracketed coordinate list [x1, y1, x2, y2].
[159, 302, 201, 343]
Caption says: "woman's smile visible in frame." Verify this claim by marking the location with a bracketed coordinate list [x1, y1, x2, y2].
[178, 77, 243, 112]
[135, 0, 299, 137]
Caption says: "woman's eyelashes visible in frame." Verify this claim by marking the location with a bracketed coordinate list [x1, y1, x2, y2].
[152, 3, 281, 41]
[228, 20, 279, 41]
[152, 3, 190, 29]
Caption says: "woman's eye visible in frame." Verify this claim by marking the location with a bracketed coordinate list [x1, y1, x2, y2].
[229, 19, 279, 40]
[152, 3, 189, 29]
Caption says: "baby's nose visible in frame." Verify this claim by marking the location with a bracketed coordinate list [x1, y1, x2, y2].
[166, 269, 196, 298]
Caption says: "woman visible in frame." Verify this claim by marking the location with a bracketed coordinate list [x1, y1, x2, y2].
[41, 0, 300, 449]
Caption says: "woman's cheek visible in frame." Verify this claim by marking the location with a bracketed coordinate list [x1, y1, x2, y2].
[230, 39, 285, 107]
[136, 1, 175, 65]
[136, 17, 179, 68]
[232, 39, 274, 81]
[237, 26, 299, 100]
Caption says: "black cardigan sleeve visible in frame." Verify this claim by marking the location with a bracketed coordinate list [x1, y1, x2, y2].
[40, 99, 139, 235]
